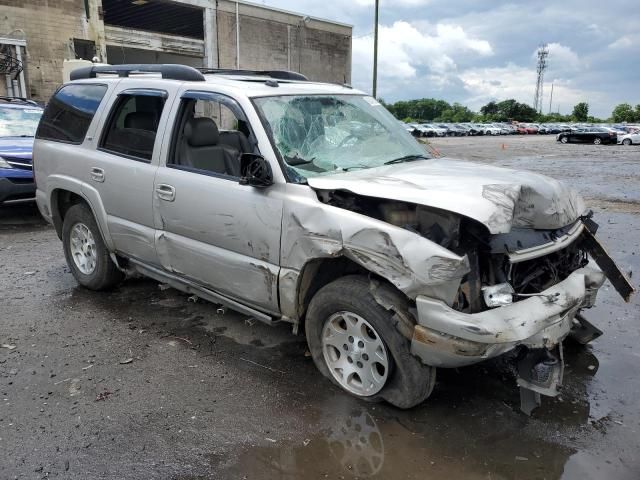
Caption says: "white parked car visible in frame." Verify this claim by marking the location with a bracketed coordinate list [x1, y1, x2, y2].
[482, 124, 503, 135]
[618, 132, 640, 145]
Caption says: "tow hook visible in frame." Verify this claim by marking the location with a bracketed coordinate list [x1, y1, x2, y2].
[516, 344, 564, 415]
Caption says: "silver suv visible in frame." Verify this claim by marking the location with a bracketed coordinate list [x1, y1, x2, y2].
[33, 65, 633, 413]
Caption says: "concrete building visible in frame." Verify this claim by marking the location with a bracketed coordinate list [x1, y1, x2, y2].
[0, 0, 352, 102]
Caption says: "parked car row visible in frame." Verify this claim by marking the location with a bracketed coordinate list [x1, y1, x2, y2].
[403, 121, 640, 144]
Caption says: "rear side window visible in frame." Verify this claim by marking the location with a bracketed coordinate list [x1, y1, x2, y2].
[99, 93, 165, 161]
[36, 84, 107, 144]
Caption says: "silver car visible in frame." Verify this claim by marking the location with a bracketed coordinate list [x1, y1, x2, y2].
[33, 64, 633, 414]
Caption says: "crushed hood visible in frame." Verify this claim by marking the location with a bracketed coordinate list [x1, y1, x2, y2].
[307, 158, 586, 234]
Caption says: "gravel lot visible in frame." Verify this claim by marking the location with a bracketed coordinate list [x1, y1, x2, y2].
[1, 135, 638, 479]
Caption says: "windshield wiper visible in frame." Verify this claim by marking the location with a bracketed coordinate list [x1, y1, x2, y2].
[384, 154, 429, 165]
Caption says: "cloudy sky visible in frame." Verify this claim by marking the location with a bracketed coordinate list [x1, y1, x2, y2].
[263, 0, 639, 118]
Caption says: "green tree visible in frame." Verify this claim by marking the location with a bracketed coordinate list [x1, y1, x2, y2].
[611, 103, 636, 123]
[478, 99, 537, 122]
[572, 102, 589, 122]
[438, 103, 474, 122]
[480, 101, 499, 117]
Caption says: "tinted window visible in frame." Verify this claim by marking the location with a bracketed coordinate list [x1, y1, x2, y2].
[100, 94, 165, 161]
[36, 84, 107, 144]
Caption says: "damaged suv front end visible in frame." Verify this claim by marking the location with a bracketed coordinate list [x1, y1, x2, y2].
[253, 92, 634, 413]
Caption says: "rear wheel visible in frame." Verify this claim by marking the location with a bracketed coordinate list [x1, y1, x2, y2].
[622, 138, 632, 145]
[306, 275, 436, 409]
[593, 137, 602, 145]
[62, 203, 124, 290]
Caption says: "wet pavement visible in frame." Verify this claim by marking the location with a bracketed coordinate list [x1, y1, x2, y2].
[1, 135, 639, 479]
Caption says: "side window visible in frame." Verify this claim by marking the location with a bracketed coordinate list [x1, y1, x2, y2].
[36, 84, 107, 144]
[168, 93, 254, 178]
[100, 93, 165, 161]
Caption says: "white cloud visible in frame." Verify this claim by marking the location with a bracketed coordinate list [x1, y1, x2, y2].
[539, 43, 582, 74]
[352, 20, 492, 94]
[608, 33, 640, 49]
[459, 63, 604, 115]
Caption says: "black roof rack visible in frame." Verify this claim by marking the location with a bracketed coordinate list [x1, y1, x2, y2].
[0, 95, 40, 106]
[197, 68, 308, 81]
[70, 64, 205, 82]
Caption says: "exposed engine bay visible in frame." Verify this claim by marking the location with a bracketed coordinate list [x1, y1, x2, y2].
[318, 189, 596, 313]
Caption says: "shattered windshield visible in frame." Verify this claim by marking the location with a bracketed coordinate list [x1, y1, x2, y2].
[0, 106, 43, 137]
[253, 94, 430, 181]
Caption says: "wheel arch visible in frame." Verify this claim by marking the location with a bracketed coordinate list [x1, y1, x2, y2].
[286, 256, 414, 328]
[50, 186, 114, 250]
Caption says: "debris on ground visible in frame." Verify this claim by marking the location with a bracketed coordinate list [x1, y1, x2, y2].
[95, 390, 113, 401]
[119, 357, 133, 364]
[1, 343, 16, 350]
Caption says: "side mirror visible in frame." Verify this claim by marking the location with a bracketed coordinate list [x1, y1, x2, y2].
[239, 153, 273, 188]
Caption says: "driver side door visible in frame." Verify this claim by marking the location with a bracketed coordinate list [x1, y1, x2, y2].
[152, 90, 283, 314]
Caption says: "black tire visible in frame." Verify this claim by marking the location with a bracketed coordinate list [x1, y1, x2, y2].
[306, 275, 436, 409]
[560, 136, 568, 144]
[593, 137, 602, 145]
[622, 138, 632, 145]
[62, 203, 124, 290]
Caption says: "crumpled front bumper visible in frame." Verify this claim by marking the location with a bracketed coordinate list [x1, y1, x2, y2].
[410, 266, 606, 367]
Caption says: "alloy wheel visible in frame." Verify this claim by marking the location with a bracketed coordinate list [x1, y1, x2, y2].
[321, 311, 389, 396]
[70, 222, 97, 274]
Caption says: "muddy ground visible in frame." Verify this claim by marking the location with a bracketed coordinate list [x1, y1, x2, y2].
[1, 135, 638, 479]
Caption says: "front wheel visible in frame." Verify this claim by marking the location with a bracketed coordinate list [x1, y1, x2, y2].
[593, 137, 602, 145]
[560, 136, 569, 144]
[62, 203, 124, 290]
[306, 275, 436, 409]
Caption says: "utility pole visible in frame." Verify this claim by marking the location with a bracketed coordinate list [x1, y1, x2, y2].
[548, 83, 554, 114]
[533, 43, 549, 114]
[372, 0, 379, 98]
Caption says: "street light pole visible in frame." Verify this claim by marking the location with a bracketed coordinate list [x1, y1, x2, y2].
[372, 0, 379, 98]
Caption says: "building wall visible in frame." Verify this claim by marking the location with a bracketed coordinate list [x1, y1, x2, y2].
[215, 1, 352, 84]
[0, 0, 352, 102]
[0, 0, 95, 101]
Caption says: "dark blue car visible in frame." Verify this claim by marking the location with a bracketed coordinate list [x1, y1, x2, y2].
[0, 97, 44, 204]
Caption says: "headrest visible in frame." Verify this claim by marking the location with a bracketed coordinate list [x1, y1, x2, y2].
[124, 112, 157, 131]
[184, 117, 219, 147]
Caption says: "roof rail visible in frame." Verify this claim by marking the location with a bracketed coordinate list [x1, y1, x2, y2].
[0, 95, 39, 106]
[197, 68, 308, 81]
[69, 64, 206, 82]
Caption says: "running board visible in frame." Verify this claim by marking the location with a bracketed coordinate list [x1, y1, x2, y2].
[126, 258, 278, 325]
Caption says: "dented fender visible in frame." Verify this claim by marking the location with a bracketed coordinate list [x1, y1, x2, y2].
[279, 185, 470, 319]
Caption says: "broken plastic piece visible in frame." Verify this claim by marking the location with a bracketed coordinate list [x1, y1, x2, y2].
[569, 314, 603, 345]
[482, 283, 514, 307]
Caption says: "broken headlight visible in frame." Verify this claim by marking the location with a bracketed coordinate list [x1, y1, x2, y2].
[482, 283, 515, 308]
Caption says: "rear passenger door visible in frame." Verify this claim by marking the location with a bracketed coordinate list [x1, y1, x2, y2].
[152, 90, 283, 314]
[84, 83, 177, 266]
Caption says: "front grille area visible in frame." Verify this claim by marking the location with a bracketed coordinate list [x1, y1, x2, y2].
[507, 242, 588, 294]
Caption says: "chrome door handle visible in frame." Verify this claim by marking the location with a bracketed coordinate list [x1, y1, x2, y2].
[90, 167, 105, 183]
[155, 183, 176, 202]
